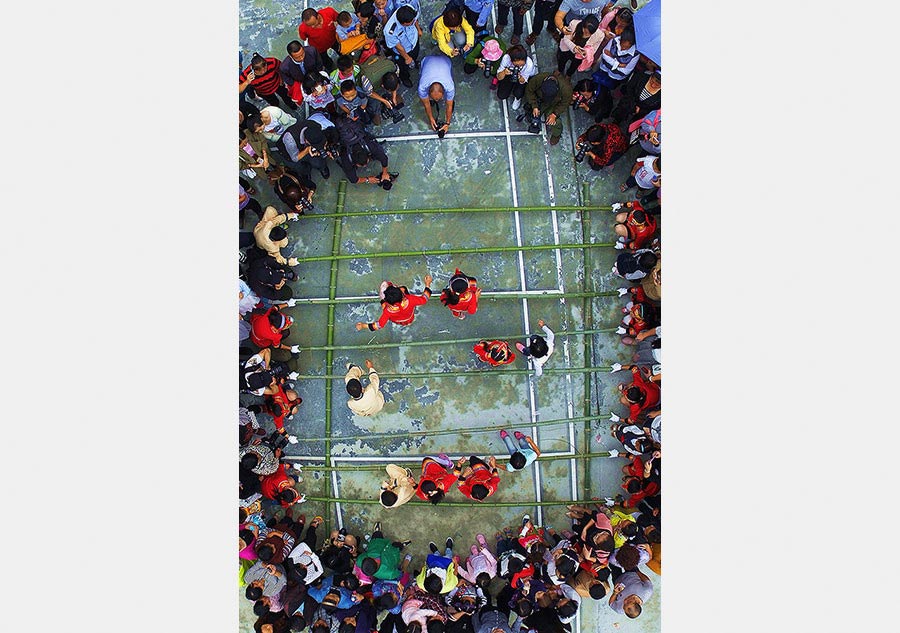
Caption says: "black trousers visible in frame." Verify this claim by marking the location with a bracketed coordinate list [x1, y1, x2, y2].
[531, 0, 563, 36]
[394, 42, 420, 83]
[557, 49, 579, 76]
[497, 3, 524, 35]
[497, 77, 525, 101]
[259, 84, 299, 111]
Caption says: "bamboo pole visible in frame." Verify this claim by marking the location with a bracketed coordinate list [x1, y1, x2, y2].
[292, 242, 614, 264]
[322, 180, 347, 527]
[299, 328, 617, 352]
[580, 181, 595, 496]
[284, 451, 612, 471]
[287, 366, 613, 381]
[298, 205, 613, 220]
[301, 496, 609, 508]
[289, 414, 608, 443]
[287, 290, 618, 306]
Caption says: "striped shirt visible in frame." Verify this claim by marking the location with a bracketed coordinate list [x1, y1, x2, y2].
[240, 57, 283, 95]
[598, 36, 639, 81]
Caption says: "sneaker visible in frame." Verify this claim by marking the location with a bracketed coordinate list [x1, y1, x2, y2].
[471, 544, 479, 555]
[476, 533, 488, 549]
[400, 75, 413, 88]
[429, 542, 439, 554]
[522, 514, 531, 527]
[296, 494, 307, 504]
[319, 165, 330, 179]
[400, 539, 412, 548]
[445, 537, 454, 551]
[525, 32, 537, 46]
[404, 553, 413, 563]
[373, 521, 382, 534]
[510, 97, 521, 110]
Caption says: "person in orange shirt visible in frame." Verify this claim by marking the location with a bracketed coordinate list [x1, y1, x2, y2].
[439, 269, 481, 320]
[356, 275, 433, 331]
[415, 454, 457, 505]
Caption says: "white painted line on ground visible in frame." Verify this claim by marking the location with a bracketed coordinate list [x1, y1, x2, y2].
[377, 130, 534, 142]
[293, 289, 565, 304]
[331, 469, 343, 530]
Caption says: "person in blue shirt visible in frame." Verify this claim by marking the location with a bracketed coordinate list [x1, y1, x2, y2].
[555, 0, 606, 34]
[383, 5, 421, 87]
[463, 0, 494, 32]
[417, 55, 456, 137]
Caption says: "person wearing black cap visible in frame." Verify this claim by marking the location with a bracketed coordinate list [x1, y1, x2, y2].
[344, 359, 385, 416]
[522, 70, 573, 145]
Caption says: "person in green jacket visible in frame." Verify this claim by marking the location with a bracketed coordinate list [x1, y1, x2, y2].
[355, 521, 411, 581]
[522, 70, 573, 145]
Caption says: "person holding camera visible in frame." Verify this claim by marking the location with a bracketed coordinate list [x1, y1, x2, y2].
[522, 71, 572, 145]
[334, 115, 399, 188]
[278, 118, 335, 181]
[495, 44, 536, 111]
[575, 122, 627, 170]
[417, 55, 456, 138]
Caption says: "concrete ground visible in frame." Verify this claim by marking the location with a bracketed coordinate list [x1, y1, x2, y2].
[240, 2, 660, 632]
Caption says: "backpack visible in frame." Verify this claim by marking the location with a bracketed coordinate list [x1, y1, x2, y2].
[359, 54, 398, 92]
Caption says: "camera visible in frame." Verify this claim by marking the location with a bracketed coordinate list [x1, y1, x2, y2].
[382, 104, 406, 124]
[526, 115, 541, 135]
[574, 140, 590, 163]
[483, 64, 492, 78]
[297, 195, 314, 212]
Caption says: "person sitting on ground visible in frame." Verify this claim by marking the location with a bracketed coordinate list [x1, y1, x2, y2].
[473, 340, 515, 366]
[270, 165, 316, 214]
[248, 304, 301, 354]
[417, 55, 456, 137]
[522, 71, 573, 145]
[454, 455, 501, 502]
[515, 319, 556, 377]
[245, 253, 297, 302]
[610, 200, 657, 250]
[344, 359, 385, 416]
[415, 454, 457, 505]
[439, 269, 480, 319]
[431, 7, 474, 58]
[575, 121, 628, 170]
[499, 429, 540, 472]
[355, 521, 411, 582]
[615, 286, 659, 345]
[356, 276, 433, 331]
[379, 464, 418, 508]
[620, 154, 661, 194]
[616, 365, 660, 420]
[612, 247, 658, 282]
[417, 537, 459, 595]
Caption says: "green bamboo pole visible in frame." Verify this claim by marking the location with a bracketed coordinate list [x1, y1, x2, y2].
[285, 451, 612, 471]
[287, 290, 618, 306]
[300, 328, 617, 352]
[299, 205, 613, 220]
[302, 496, 607, 508]
[288, 366, 613, 381]
[323, 180, 348, 528]
[293, 242, 614, 264]
[580, 181, 595, 497]
[291, 413, 607, 443]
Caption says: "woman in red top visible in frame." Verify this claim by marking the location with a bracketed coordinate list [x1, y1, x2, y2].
[239, 54, 298, 111]
[415, 455, 457, 505]
[356, 276, 433, 331]
[617, 365, 660, 419]
[454, 455, 500, 502]
[473, 340, 515, 366]
[440, 269, 481, 320]
[249, 305, 298, 354]
[616, 286, 658, 345]
[613, 200, 657, 250]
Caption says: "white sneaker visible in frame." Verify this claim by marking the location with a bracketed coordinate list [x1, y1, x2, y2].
[510, 98, 521, 110]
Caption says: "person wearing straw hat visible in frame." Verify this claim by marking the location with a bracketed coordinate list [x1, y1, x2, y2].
[345, 359, 385, 416]
[439, 269, 481, 319]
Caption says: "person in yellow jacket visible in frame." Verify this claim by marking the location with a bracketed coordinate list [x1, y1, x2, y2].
[416, 537, 459, 594]
[431, 7, 474, 58]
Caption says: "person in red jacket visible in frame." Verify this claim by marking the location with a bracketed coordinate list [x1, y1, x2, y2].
[616, 286, 658, 345]
[298, 7, 341, 72]
[249, 304, 301, 354]
[439, 269, 481, 320]
[473, 340, 515, 366]
[617, 365, 660, 419]
[415, 454, 457, 505]
[261, 463, 306, 507]
[356, 276, 433, 331]
[454, 455, 500, 502]
[611, 200, 657, 251]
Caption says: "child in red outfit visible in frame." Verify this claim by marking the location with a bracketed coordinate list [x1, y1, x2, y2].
[473, 340, 515, 366]
[356, 275, 433, 331]
[616, 286, 659, 345]
[440, 269, 481, 320]
[612, 200, 657, 250]
[454, 455, 500, 502]
[618, 365, 661, 419]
